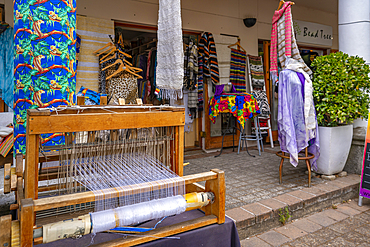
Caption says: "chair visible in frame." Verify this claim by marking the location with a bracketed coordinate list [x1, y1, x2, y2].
[238, 116, 264, 156]
[247, 55, 274, 148]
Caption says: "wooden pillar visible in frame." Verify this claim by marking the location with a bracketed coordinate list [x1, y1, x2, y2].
[20, 199, 34, 247]
[25, 133, 39, 200]
[205, 169, 225, 224]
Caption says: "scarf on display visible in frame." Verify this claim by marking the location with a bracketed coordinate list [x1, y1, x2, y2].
[197, 55, 204, 111]
[199, 32, 220, 84]
[285, 57, 316, 138]
[156, 0, 184, 99]
[229, 48, 247, 92]
[270, 1, 292, 80]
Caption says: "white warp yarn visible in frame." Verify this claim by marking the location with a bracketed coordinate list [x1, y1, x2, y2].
[156, 0, 184, 99]
[91, 195, 186, 233]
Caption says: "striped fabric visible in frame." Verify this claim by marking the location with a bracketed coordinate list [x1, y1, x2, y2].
[199, 32, 219, 84]
[198, 55, 204, 111]
[229, 48, 247, 92]
[76, 16, 114, 92]
[0, 133, 13, 157]
[270, 2, 292, 79]
[248, 55, 265, 89]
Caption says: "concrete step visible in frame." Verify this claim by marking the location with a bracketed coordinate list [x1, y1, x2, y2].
[225, 174, 361, 240]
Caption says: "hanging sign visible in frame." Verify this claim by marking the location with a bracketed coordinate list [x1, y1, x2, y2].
[359, 112, 370, 205]
[293, 20, 333, 47]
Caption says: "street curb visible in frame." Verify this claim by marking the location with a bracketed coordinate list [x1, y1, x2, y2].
[225, 174, 361, 240]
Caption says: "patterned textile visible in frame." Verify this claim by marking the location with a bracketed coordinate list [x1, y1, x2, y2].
[199, 32, 219, 84]
[156, 0, 184, 99]
[184, 41, 198, 90]
[252, 90, 270, 118]
[14, 0, 76, 155]
[0, 133, 13, 157]
[197, 55, 204, 111]
[248, 55, 265, 89]
[0, 27, 14, 108]
[270, 1, 292, 79]
[76, 34, 81, 67]
[229, 48, 246, 92]
[209, 93, 260, 129]
[77, 86, 105, 105]
[277, 14, 311, 77]
[0, 22, 9, 35]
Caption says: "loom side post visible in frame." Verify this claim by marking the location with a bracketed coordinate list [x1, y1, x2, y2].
[20, 198, 34, 247]
[178, 126, 185, 176]
[205, 169, 225, 224]
[25, 132, 39, 200]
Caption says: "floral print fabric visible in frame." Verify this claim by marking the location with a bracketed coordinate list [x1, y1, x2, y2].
[209, 93, 260, 129]
[14, 0, 76, 155]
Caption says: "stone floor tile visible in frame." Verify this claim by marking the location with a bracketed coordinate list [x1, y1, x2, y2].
[240, 237, 272, 247]
[329, 217, 367, 233]
[321, 237, 356, 247]
[336, 205, 361, 216]
[319, 209, 349, 221]
[355, 225, 370, 237]
[273, 194, 303, 211]
[242, 203, 272, 223]
[342, 231, 370, 245]
[257, 230, 290, 247]
[306, 213, 337, 227]
[308, 227, 342, 245]
[225, 207, 255, 228]
[347, 199, 370, 211]
[274, 224, 307, 240]
[291, 218, 323, 233]
[258, 198, 287, 217]
[289, 234, 321, 246]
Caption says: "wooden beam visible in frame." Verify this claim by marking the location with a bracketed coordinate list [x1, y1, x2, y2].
[20, 199, 34, 247]
[186, 183, 205, 193]
[34, 171, 218, 212]
[96, 215, 218, 247]
[178, 126, 184, 176]
[0, 215, 11, 247]
[205, 169, 225, 224]
[11, 220, 20, 247]
[17, 177, 24, 217]
[16, 153, 23, 177]
[28, 111, 185, 134]
[3, 163, 11, 193]
[77, 96, 85, 106]
[11, 174, 17, 191]
[25, 134, 39, 199]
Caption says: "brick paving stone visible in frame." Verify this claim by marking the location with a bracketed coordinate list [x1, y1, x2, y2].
[308, 227, 342, 245]
[242, 203, 272, 223]
[225, 207, 255, 228]
[287, 190, 317, 206]
[355, 225, 370, 237]
[240, 237, 271, 247]
[342, 231, 370, 246]
[335, 205, 361, 216]
[274, 224, 307, 240]
[257, 230, 290, 247]
[258, 198, 287, 217]
[319, 209, 349, 221]
[306, 213, 337, 227]
[291, 218, 323, 233]
[329, 217, 367, 233]
[273, 194, 303, 211]
[289, 234, 321, 246]
[322, 237, 356, 247]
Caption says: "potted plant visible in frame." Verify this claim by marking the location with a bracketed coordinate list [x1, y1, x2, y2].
[311, 51, 370, 175]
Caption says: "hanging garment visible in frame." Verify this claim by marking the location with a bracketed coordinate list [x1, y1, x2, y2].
[184, 41, 198, 112]
[156, 0, 184, 99]
[197, 55, 204, 111]
[13, 0, 76, 155]
[0, 27, 14, 109]
[252, 90, 270, 118]
[77, 86, 105, 105]
[248, 55, 265, 89]
[229, 48, 247, 92]
[270, 2, 311, 82]
[107, 72, 138, 105]
[277, 66, 319, 170]
[199, 32, 219, 84]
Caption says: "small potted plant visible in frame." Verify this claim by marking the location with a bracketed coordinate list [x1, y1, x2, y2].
[311, 51, 370, 175]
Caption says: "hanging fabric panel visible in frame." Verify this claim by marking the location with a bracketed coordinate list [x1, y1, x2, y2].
[13, 0, 77, 155]
[0, 27, 14, 109]
[229, 48, 247, 92]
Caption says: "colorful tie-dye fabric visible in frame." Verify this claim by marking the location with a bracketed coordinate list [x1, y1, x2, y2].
[14, 0, 76, 155]
[209, 93, 260, 129]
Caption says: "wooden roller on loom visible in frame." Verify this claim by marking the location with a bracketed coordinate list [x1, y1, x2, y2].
[1, 105, 225, 247]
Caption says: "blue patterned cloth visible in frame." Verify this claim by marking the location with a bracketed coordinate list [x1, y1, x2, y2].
[0, 27, 14, 109]
[14, 0, 77, 155]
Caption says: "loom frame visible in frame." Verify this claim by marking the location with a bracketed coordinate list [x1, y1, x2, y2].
[1, 106, 226, 247]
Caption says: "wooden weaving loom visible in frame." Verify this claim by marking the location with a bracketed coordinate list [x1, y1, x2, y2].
[1, 105, 225, 247]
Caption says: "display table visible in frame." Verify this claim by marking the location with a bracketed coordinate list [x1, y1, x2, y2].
[40, 210, 240, 247]
[209, 93, 260, 129]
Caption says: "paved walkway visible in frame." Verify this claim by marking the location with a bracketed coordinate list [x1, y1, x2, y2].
[184, 146, 325, 210]
[241, 198, 370, 247]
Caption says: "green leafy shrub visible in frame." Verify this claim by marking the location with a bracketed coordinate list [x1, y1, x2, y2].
[311, 52, 370, 127]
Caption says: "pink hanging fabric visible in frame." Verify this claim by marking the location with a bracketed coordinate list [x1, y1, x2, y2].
[270, 2, 292, 78]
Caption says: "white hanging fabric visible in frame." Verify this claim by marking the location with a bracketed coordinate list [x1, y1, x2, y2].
[156, 0, 184, 99]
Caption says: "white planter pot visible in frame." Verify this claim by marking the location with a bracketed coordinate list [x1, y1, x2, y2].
[316, 125, 353, 175]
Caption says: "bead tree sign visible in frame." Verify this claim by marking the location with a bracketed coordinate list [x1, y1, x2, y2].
[359, 112, 370, 206]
